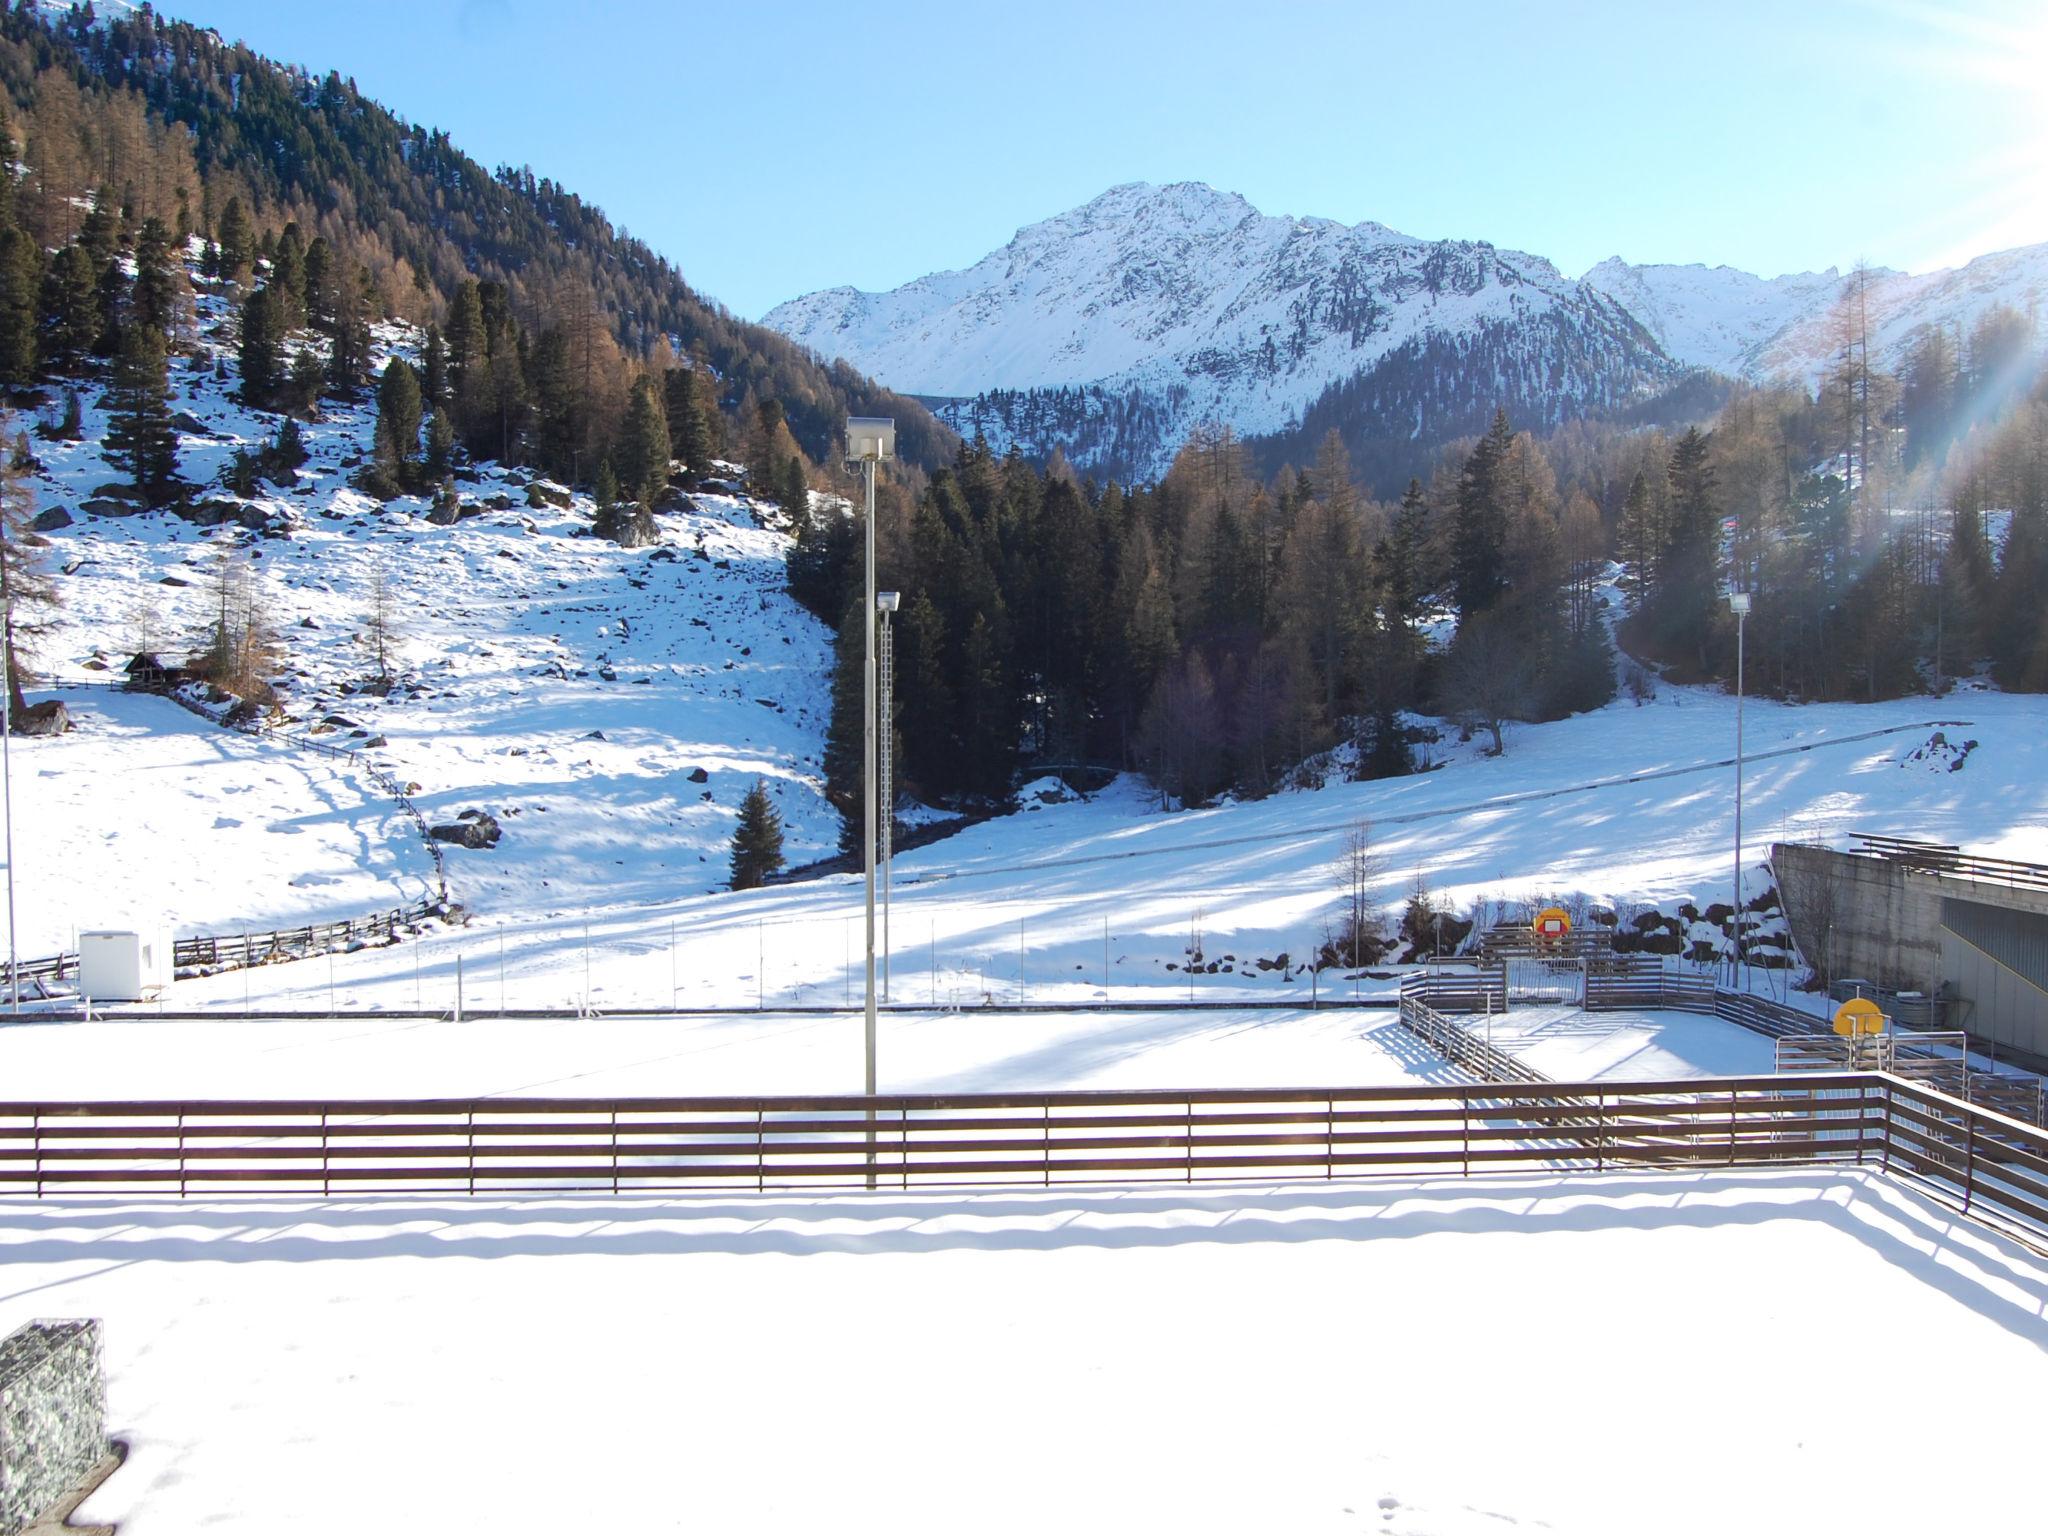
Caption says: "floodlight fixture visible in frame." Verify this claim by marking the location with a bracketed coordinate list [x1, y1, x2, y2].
[846, 417, 895, 463]
[877, 591, 899, 614]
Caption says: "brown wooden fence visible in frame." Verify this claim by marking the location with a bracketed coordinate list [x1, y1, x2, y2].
[5, 1075, 2042, 1246]
[1396, 996, 1545, 1083]
[0, 1075, 1886, 1197]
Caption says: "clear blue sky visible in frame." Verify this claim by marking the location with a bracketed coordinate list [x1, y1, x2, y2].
[181, 0, 2048, 320]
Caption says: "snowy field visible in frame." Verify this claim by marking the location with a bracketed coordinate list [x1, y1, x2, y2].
[4, 1167, 2043, 1535]
[0, 1006, 1450, 1099]
[4, 691, 438, 955]
[25, 679, 2036, 1019]
[1473, 1004, 1781, 1080]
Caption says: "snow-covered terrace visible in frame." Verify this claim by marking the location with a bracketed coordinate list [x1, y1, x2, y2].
[4, 1166, 2043, 1534]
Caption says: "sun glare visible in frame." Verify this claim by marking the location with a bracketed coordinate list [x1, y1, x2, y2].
[1879, 1, 2048, 269]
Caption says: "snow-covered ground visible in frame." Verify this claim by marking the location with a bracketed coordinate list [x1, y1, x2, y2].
[5, 691, 437, 955]
[0, 1005, 1445, 1099]
[16, 273, 840, 954]
[5, 1167, 2042, 1535]
[24, 676, 2031, 1020]
[1471, 1004, 1779, 1080]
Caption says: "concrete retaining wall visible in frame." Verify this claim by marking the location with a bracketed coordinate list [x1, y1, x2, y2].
[1774, 843, 2048, 1065]
[0, 1321, 105, 1536]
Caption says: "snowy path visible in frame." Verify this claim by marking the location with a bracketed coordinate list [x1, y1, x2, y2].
[5, 1168, 2043, 1535]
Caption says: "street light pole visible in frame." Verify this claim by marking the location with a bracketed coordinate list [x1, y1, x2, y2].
[1729, 591, 1751, 991]
[846, 419, 894, 1129]
[1, 622, 16, 1014]
[878, 591, 899, 1004]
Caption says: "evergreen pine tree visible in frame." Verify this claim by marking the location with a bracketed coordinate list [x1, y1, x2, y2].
[214, 197, 254, 284]
[0, 224, 39, 386]
[129, 217, 180, 341]
[779, 454, 808, 528]
[104, 325, 183, 506]
[616, 375, 671, 506]
[373, 358, 424, 486]
[324, 264, 373, 397]
[421, 325, 449, 409]
[823, 600, 866, 855]
[270, 223, 307, 330]
[664, 363, 713, 477]
[1615, 470, 1662, 609]
[1659, 426, 1720, 668]
[37, 244, 98, 374]
[444, 279, 487, 398]
[239, 284, 283, 406]
[79, 189, 120, 271]
[728, 778, 786, 890]
[1, 453, 59, 719]
[269, 416, 307, 474]
[593, 458, 619, 512]
[91, 256, 126, 358]
[424, 409, 456, 481]
[1450, 409, 1513, 618]
[302, 237, 335, 333]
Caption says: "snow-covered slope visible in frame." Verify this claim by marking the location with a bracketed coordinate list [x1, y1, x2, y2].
[1584, 244, 2048, 383]
[16, 262, 839, 948]
[767, 181, 2048, 478]
[766, 181, 1672, 476]
[1577, 258, 1850, 378]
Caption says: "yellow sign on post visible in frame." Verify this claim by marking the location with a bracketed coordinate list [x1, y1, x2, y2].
[1832, 997, 1886, 1037]
[1533, 907, 1572, 942]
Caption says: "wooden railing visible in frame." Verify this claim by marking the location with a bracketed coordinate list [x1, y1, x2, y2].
[1396, 995, 1544, 1083]
[0, 1076, 1884, 1197]
[4, 1077, 2043, 1247]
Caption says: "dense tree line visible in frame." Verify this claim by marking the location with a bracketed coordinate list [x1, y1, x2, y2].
[794, 407, 1614, 834]
[1614, 298, 2048, 699]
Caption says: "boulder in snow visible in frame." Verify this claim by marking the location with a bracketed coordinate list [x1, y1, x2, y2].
[430, 810, 502, 850]
[12, 701, 69, 736]
[31, 507, 71, 532]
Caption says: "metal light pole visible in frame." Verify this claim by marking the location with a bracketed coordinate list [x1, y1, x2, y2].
[1729, 591, 1751, 991]
[877, 590, 899, 1004]
[1, 623, 16, 1014]
[846, 418, 895, 1119]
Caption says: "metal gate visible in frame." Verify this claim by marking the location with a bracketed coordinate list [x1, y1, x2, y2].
[1505, 957, 1584, 1005]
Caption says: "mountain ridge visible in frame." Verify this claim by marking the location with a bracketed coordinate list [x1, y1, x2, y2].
[766, 181, 2048, 483]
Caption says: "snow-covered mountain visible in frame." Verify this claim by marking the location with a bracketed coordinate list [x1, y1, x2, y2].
[1581, 245, 2048, 382]
[766, 182, 1675, 481]
[766, 182, 2048, 482]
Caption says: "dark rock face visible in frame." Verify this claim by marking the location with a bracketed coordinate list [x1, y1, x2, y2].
[429, 809, 502, 849]
[686, 766, 710, 784]
[31, 507, 71, 532]
[14, 701, 71, 736]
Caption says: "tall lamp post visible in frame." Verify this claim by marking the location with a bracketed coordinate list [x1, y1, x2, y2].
[1, 624, 16, 1014]
[1729, 590, 1751, 990]
[877, 590, 899, 1003]
[846, 418, 894, 1115]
